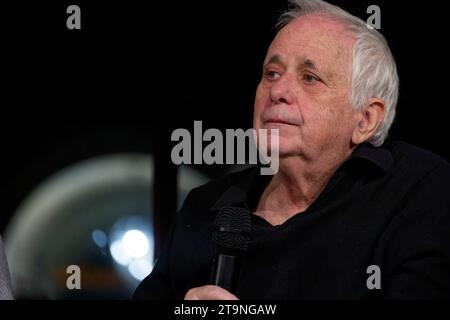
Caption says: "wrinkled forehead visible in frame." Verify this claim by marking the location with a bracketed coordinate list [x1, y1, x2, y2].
[267, 14, 356, 77]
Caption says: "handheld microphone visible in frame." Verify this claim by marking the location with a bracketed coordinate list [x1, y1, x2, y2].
[211, 206, 252, 294]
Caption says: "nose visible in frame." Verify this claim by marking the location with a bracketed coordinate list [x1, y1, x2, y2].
[269, 74, 294, 105]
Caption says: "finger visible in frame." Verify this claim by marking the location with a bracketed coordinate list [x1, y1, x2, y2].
[184, 285, 239, 300]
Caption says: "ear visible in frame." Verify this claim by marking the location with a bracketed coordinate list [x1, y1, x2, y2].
[352, 98, 386, 145]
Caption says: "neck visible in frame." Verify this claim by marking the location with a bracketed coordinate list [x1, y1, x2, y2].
[256, 148, 354, 226]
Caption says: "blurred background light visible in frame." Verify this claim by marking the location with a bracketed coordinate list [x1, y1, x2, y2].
[110, 240, 133, 267]
[128, 258, 153, 281]
[92, 229, 108, 248]
[121, 230, 149, 259]
[3, 153, 208, 299]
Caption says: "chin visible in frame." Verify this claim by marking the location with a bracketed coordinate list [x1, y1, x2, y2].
[267, 137, 299, 158]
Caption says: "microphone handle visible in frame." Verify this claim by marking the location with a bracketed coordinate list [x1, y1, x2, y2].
[212, 253, 240, 294]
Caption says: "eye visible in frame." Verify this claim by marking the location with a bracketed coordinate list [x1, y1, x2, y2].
[302, 73, 319, 84]
[265, 70, 281, 81]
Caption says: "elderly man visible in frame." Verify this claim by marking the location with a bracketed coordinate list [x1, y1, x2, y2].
[134, 0, 450, 299]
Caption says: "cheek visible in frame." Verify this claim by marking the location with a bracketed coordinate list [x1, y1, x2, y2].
[309, 104, 355, 141]
[253, 84, 267, 128]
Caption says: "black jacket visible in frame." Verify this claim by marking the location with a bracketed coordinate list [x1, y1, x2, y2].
[134, 141, 450, 300]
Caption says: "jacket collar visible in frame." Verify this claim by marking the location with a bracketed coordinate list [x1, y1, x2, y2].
[210, 142, 394, 212]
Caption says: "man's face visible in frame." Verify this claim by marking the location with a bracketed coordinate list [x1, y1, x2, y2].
[254, 14, 359, 161]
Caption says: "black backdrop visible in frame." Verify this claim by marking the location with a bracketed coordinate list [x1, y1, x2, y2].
[2, 0, 449, 233]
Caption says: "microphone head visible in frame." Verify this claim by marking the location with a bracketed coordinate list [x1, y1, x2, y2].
[213, 206, 252, 252]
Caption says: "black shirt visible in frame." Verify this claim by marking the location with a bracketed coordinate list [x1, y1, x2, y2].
[133, 141, 450, 300]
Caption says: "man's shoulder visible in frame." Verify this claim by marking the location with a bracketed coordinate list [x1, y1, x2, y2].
[389, 141, 449, 175]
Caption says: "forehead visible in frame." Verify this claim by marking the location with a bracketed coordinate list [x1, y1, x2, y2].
[267, 14, 355, 73]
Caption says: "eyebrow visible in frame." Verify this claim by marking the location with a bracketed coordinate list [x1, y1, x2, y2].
[301, 58, 319, 72]
[264, 54, 284, 67]
[264, 54, 321, 73]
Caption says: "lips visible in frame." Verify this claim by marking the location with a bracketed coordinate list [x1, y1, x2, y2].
[262, 114, 299, 126]
[264, 118, 296, 126]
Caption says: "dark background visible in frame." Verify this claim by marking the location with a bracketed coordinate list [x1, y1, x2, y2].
[2, 0, 449, 235]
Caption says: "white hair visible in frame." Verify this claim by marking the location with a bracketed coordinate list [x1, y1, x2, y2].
[277, 0, 399, 147]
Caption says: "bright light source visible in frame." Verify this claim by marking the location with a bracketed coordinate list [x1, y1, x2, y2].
[110, 240, 133, 266]
[122, 230, 149, 259]
[128, 258, 153, 281]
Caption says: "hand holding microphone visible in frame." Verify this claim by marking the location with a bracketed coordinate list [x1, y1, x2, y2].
[184, 206, 252, 300]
